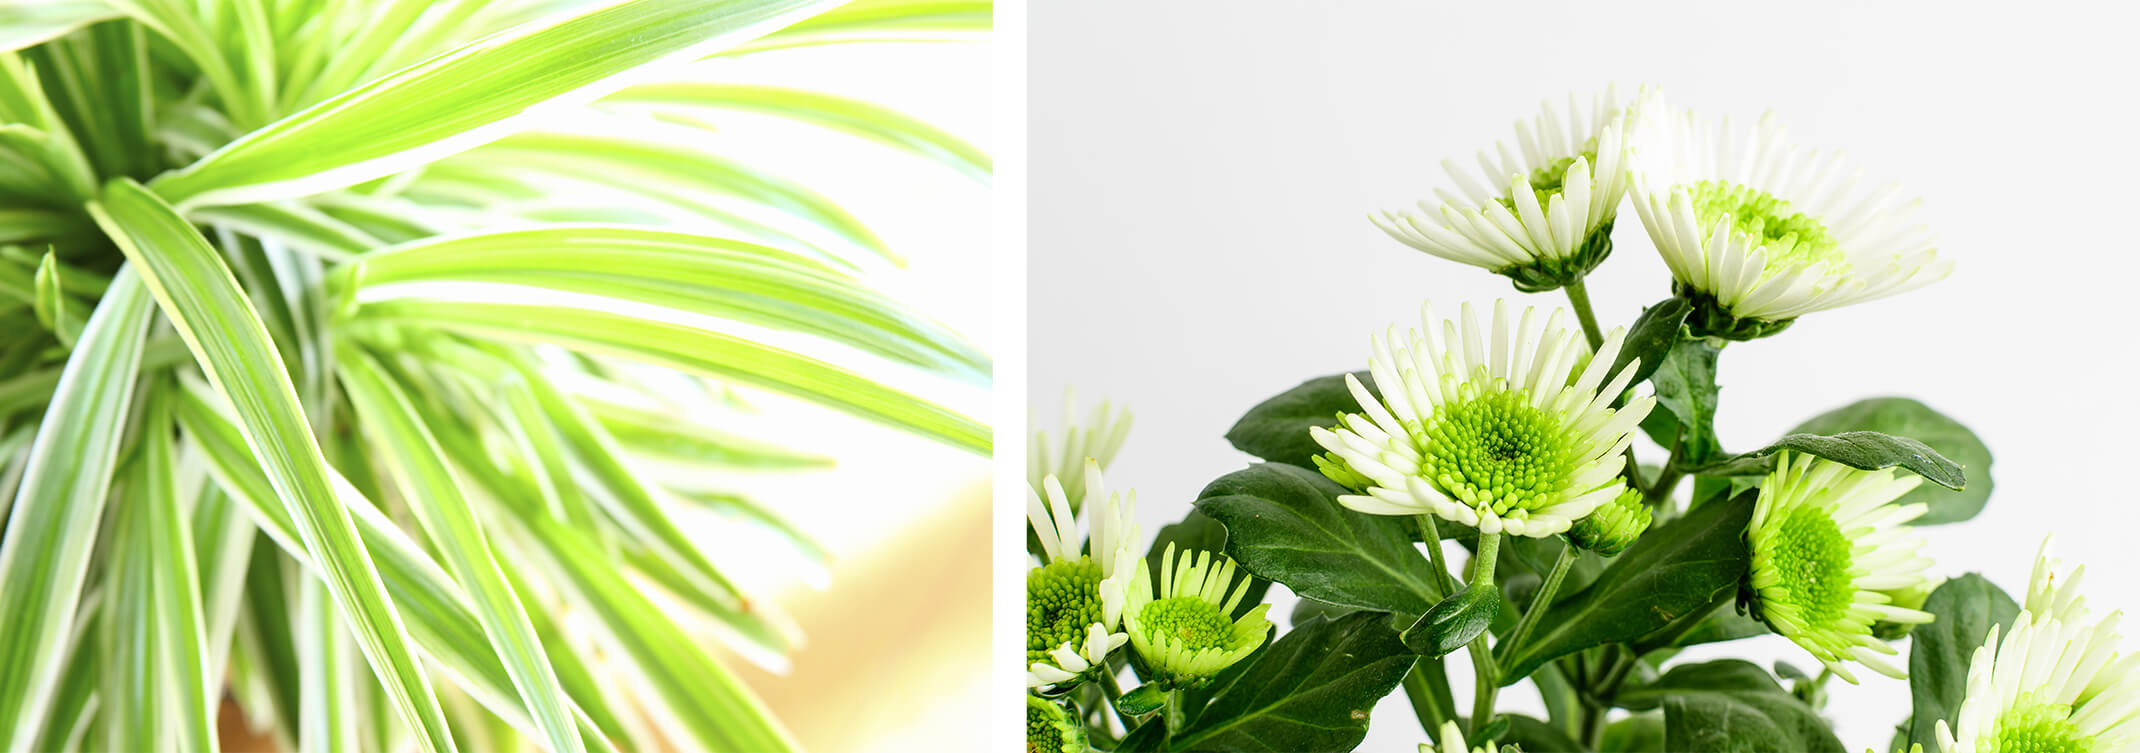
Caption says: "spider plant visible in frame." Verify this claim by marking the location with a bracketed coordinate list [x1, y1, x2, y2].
[0, 0, 989, 751]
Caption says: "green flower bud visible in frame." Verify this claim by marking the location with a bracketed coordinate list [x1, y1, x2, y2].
[1313, 448, 1373, 492]
[1568, 486, 1650, 556]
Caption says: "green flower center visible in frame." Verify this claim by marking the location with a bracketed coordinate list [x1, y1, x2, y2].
[1767, 505, 1856, 629]
[1139, 596, 1234, 651]
[1417, 387, 1581, 515]
[1495, 143, 1597, 212]
[1683, 180, 1844, 274]
[1990, 695, 2094, 753]
[1027, 557, 1104, 665]
[1028, 702, 1067, 753]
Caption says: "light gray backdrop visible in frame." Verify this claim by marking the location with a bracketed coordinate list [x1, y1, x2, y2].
[1031, 1, 2140, 749]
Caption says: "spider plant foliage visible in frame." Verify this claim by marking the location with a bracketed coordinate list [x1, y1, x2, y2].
[0, 0, 991, 751]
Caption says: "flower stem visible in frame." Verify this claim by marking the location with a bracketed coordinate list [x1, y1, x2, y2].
[1163, 688, 1187, 734]
[1467, 531, 1502, 736]
[1502, 543, 1576, 662]
[1471, 530, 1500, 588]
[1563, 280, 1653, 500]
[1414, 514, 1458, 598]
[1562, 280, 1606, 350]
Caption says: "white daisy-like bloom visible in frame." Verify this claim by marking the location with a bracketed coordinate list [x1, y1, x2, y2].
[1123, 543, 1272, 686]
[1309, 299, 1654, 537]
[1626, 98, 1950, 337]
[1418, 720, 1489, 753]
[1372, 86, 1637, 291]
[1028, 388, 1132, 508]
[1746, 453, 1935, 684]
[1937, 540, 2140, 753]
[1026, 461, 1139, 688]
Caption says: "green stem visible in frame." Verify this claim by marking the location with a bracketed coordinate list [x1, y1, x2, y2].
[1470, 530, 1500, 588]
[1414, 514, 1458, 598]
[1401, 657, 1458, 736]
[1562, 279, 1606, 350]
[1645, 429, 1686, 509]
[1581, 646, 1636, 750]
[1163, 689, 1187, 734]
[1467, 531, 1502, 736]
[1100, 670, 1133, 731]
[1502, 543, 1576, 662]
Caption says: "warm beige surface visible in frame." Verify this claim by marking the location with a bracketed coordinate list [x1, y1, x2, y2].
[727, 478, 992, 753]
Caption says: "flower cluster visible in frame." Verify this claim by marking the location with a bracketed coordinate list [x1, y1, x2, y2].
[1037, 85, 2124, 753]
[1025, 402, 1274, 750]
[1376, 87, 1949, 340]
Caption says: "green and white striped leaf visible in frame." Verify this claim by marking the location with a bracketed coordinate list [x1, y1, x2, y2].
[138, 386, 219, 752]
[724, 0, 989, 53]
[172, 383, 630, 750]
[0, 2, 121, 54]
[149, 0, 840, 207]
[350, 224, 985, 380]
[86, 177, 459, 753]
[360, 297, 989, 453]
[606, 83, 990, 180]
[0, 265, 153, 753]
[339, 346, 587, 753]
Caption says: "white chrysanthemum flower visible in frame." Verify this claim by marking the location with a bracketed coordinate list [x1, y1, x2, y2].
[1309, 299, 1655, 537]
[1026, 461, 1139, 688]
[1373, 86, 1636, 292]
[1029, 388, 1132, 508]
[1746, 453, 1935, 683]
[1627, 99, 1950, 338]
[1124, 543, 1272, 687]
[1937, 540, 2140, 753]
[1418, 720, 1489, 753]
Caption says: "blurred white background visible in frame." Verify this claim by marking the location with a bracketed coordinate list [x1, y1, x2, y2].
[664, 36, 994, 753]
[1030, 1, 2140, 749]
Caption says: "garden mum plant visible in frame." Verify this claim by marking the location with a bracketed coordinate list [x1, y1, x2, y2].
[1026, 87, 2140, 752]
[0, 0, 987, 751]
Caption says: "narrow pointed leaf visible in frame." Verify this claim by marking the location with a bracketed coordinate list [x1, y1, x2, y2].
[86, 177, 459, 753]
[0, 266, 153, 753]
[361, 297, 988, 452]
[172, 385, 630, 750]
[149, 0, 839, 207]
[607, 83, 990, 179]
[139, 387, 218, 752]
[351, 225, 985, 378]
[339, 347, 587, 753]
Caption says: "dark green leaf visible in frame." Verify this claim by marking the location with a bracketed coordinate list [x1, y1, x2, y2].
[1403, 583, 1502, 657]
[1602, 713, 1666, 753]
[1117, 684, 1167, 718]
[1611, 297, 1691, 390]
[1503, 535, 1604, 603]
[1679, 431, 1964, 490]
[1496, 491, 1754, 682]
[1500, 714, 1581, 753]
[1473, 715, 1511, 745]
[1194, 463, 1438, 620]
[1169, 612, 1412, 753]
[1789, 398, 1992, 525]
[1117, 719, 1168, 752]
[1619, 660, 1843, 753]
[1289, 598, 1358, 628]
[1907, 574, 2018, 753]
[1645, 340, 1721, 464]
[1224, 372, 1376, 469]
